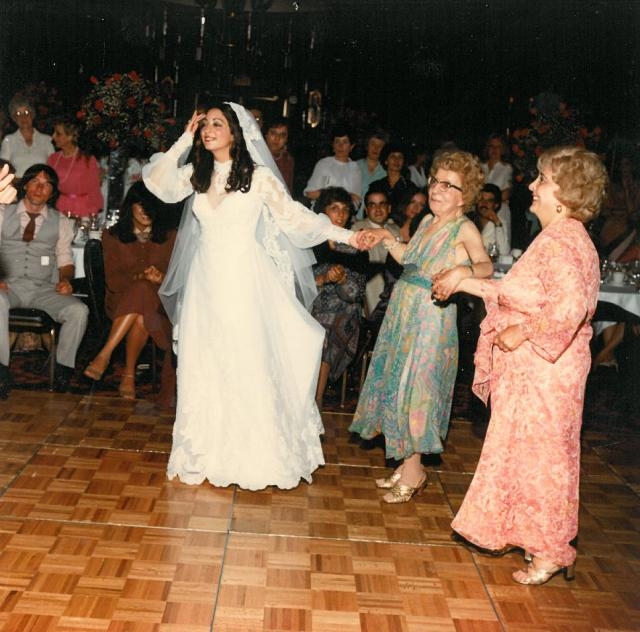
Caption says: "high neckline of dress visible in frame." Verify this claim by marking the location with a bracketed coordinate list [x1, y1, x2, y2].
[214, 159, 232, 174]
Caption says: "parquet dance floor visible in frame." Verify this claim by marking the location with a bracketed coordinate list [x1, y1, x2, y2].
[0, 389, 638, 631]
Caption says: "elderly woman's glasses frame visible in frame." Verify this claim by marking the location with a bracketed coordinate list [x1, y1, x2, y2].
[428, 175, 463, 193]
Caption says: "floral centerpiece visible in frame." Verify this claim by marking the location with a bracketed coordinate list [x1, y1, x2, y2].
[77, 70, 175, 157]
[510, 92, 586, 185]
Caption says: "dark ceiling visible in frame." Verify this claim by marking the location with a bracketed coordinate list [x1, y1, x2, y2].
[1, 0, 638, 145]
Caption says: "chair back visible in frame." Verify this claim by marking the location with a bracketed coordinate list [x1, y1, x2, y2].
[83, 238, 108, 339]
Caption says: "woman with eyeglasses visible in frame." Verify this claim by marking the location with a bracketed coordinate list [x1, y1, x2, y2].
[350, 150, 492, 503]
[0, 95, 54, 180]
[435, 147, 607, 585]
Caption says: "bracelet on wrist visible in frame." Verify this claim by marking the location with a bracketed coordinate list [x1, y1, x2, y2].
[382, 236, 402, 252]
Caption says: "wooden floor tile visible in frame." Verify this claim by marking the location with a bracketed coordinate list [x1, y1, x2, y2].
[0, 518, 224, 631]
[0, 445, 233, 531]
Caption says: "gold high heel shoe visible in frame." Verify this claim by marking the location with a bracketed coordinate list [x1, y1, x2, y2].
[512, 560, 575, 585]
[382, 474, 428, 504]
[119, 374, 136, 400]
[375, 469, 402, 489]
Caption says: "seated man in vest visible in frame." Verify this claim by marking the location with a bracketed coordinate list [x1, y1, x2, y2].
[0, 163, 88, 397]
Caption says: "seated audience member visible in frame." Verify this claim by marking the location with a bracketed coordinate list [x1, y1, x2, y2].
[304, 125, 362, 208]
[311, 187, 367, 407]
[84, 182, 177, 406]
[408, 145, 428, 188]
[353, 188, 401, 316]
[0, 95, 54, 180]
[47, 117, 103, 218]
[265, 117, 295, 193]
[393, 185, 428, 243]
[370, 142, 411, 213]
[356, 130, 387, 219]
[0, 163, 88, 397]
[473, 183, 511, 256]
[481, 133, 513, 241]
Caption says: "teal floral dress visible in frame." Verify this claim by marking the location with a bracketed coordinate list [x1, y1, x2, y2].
[349, 214, 468, 459]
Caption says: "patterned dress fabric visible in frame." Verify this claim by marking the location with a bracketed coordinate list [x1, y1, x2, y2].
[349, 215, 469, 459]
[452, 218, 600, 567]
[311, 241, 367, 382]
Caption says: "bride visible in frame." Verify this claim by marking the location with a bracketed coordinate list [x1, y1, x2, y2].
[143, 102, 364, 490]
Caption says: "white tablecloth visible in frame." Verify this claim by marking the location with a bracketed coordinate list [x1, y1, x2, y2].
[72, 244, 85, 278]
[594, 283, 640, 335]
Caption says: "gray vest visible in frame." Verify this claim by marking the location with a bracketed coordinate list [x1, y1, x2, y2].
[1, 204, 60, 285]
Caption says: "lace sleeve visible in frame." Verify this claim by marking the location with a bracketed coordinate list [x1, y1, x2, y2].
[142, 132, 194, 203]
[255, 167, 354, 247]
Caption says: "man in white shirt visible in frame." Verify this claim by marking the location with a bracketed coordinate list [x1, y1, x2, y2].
[475, 183, 510, 256]
[304, 125, 362, 208]
[352, 189, 401, 315]
[0, 163, 88, 396]
[356, 130, 387, 219]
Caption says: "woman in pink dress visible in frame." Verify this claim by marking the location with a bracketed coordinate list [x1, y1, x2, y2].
[47, 118, 103, 218]
[433, 147, 608, 585]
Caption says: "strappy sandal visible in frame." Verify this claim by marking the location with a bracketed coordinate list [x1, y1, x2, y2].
[84, 357, 109, 381]
[119, 373, 136, 400]
[512, 559, 575, 585]
[382, 474, 428, 503]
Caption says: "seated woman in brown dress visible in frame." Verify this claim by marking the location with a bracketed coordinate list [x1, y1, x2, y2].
[84, 182, 176, 405]
[311, 187, 367, 408]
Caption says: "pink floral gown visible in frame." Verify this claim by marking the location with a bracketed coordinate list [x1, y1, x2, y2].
[451, 218, 600, 567]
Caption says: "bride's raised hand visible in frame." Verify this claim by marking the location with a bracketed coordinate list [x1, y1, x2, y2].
[185, 110, 205, 137]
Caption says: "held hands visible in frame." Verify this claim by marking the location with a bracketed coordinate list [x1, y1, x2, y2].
[352, 228, 391, 251]
[0, 164, 17, 205]
[185, 110, 206, 137]
[494, 324, 526, 352]
[431, 266, 468, 301]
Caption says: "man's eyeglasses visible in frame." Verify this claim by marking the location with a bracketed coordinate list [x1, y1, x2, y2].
[428, 175, 463, 193]
[14, 109, 32, 117]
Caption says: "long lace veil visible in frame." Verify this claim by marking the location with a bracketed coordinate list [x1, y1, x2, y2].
[158, 103, 317, 335]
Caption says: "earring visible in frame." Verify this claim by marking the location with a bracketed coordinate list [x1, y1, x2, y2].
[556, 204, 563, 214]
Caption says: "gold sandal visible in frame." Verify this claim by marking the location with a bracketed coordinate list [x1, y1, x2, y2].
[382, 474, 428, 504]
[512, 559, 575, 585]
[119, 373, 136, 400]
[375, 468, 402, 489]
[84, 357, 109, 381]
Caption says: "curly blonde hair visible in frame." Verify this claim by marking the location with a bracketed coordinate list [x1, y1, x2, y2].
[538, 146, 608, 223]
[430, 150, 484, 211]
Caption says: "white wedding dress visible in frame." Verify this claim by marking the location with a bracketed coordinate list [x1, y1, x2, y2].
[143, 133, 354, 490]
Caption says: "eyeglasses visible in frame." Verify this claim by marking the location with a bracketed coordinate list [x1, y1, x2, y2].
[365, 201, 389, 209]
[428, 175, 463, 193]
[14, 109, 32, 117]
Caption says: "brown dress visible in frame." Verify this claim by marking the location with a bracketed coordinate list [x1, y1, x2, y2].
[101, 229, 176, 350]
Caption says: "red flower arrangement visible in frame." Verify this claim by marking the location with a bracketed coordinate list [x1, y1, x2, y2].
[77, 71, 175, 156]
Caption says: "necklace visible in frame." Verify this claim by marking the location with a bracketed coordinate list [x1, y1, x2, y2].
[52, 148, 78, 185]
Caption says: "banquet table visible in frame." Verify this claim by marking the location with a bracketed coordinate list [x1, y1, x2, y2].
[598, 283, 640, 319]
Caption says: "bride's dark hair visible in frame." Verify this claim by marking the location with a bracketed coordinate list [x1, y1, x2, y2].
[190, 102, 255, 193]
